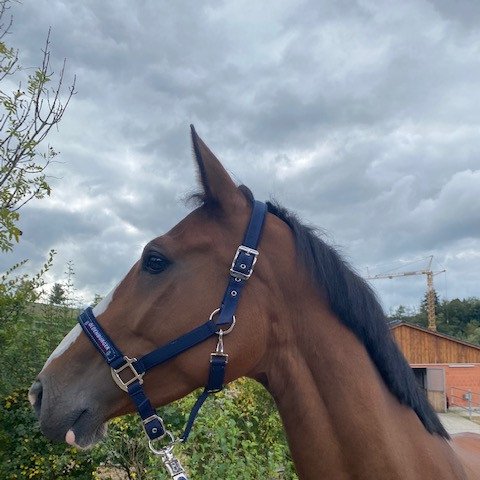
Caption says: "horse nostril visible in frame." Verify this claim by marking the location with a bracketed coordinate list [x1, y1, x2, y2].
[28, 380, 43, 416]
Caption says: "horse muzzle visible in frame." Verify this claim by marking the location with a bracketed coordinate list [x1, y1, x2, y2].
[28, 375, 107, 448]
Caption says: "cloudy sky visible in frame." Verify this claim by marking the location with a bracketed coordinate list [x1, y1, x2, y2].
[2, 0, 479, 313]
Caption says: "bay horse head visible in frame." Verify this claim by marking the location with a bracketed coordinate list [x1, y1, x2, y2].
[29, 126, 279, 448]
[30, 126, 480, 479]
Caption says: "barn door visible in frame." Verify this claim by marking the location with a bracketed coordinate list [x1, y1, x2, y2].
[425, 367, 446, 412]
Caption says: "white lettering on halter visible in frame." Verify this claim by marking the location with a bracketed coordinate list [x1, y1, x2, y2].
[41, 282, 120, 371]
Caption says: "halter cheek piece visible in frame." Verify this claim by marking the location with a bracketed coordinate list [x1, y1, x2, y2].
[78, 200, 267, 453]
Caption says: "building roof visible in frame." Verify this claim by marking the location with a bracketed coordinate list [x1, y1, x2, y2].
[390, 321, 480, 352]
[390, 321, 480, 364]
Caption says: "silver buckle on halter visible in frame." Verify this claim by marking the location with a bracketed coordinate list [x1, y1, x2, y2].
[111, 356, 145, 392]
[143, 414, 166, 438]
[230, 245, 259, 280]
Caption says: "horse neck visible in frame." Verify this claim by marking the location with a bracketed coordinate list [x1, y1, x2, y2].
[257, 281, 465, 480]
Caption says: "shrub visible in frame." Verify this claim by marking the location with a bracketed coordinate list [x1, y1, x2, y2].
[88, 380, 297, 480]
[177, 379, 297, 479]
[0, 389, 99, 479]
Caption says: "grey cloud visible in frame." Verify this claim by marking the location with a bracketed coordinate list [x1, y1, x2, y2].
[2, 0, 479, 310]
[429, 0, 480, 31]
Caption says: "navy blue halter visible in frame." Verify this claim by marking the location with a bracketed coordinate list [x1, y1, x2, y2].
[77, 200, 267, 449]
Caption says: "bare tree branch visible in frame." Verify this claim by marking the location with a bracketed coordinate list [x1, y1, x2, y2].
[0, 0, 75, 251]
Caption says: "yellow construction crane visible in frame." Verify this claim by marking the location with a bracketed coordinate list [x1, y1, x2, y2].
[366, 256, 445, 331]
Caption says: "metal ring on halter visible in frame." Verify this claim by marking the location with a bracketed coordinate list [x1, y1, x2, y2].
[209, 308, 236, 335]
[148, 431, 176, 455]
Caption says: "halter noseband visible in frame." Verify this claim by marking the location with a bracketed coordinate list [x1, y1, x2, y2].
[77, 200, 267, 459]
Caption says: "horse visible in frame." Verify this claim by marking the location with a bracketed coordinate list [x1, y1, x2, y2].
[30, 126, 480, 479]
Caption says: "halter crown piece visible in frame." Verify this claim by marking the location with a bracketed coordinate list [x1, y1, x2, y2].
[77, 200, 267, 480]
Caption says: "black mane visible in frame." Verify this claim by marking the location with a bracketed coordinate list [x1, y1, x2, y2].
[265, 198, 449, 439]
[196, 185, 447, 437]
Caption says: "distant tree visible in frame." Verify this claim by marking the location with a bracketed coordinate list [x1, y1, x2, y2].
[91, 293, 103, 308]
[0, 250, 54, 327]
[389, 304, 416, 322]
[437, 297, 480, 342]
[62, 260, 82, 308]
[48, 282, 65, 305]
[464, 320, 480, 346]
[387, 296, 480, 346]
[0, 0, 75, 252]
[420, 288, 440, 316]
[41, 261, 80, 326]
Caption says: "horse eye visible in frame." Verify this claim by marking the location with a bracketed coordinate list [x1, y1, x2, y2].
[143, 253, 170, 274]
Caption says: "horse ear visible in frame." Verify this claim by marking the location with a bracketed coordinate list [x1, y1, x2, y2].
[190, 124, 245, 209]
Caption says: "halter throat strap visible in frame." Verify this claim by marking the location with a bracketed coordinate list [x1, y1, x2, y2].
[77, 200, 267, 446]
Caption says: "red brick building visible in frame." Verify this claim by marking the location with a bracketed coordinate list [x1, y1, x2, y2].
[390, 322, 480, 412]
